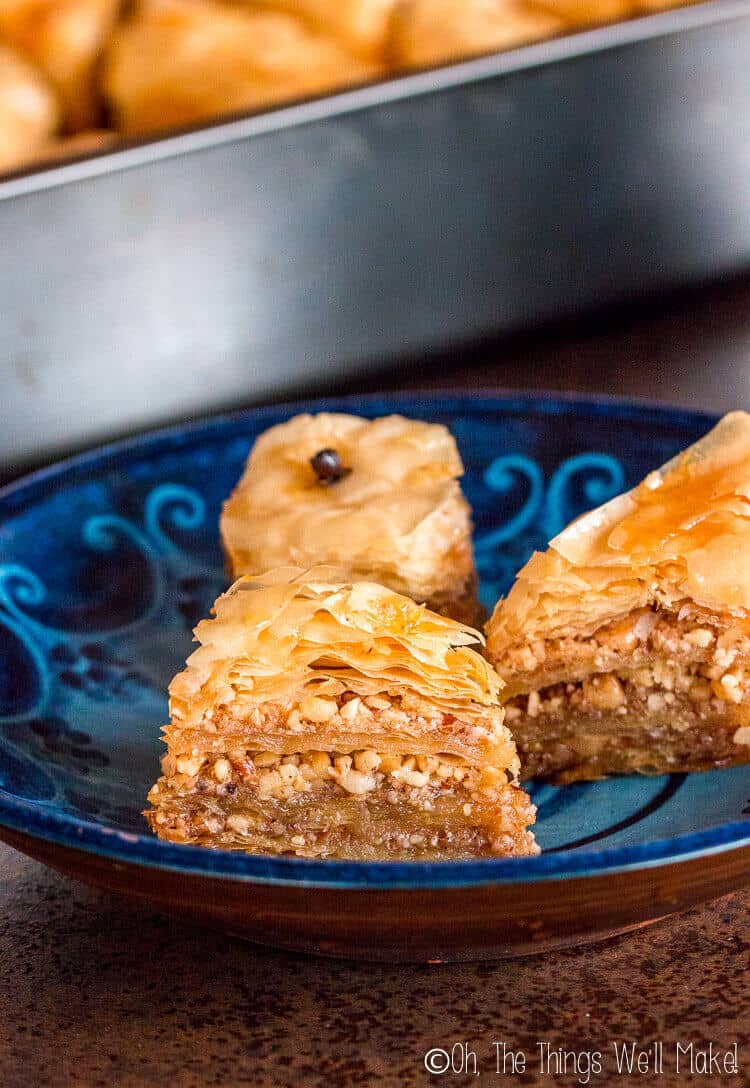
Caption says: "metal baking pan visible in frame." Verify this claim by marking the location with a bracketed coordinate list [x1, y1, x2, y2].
[1, 0, 750, 471]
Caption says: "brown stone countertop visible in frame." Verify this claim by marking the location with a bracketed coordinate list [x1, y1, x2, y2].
[1, 845, 748, 1088]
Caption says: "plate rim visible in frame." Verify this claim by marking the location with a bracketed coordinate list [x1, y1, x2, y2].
[1, 388, 748, 891]
[0, 387, 719, 511]
[1, 788, 749, 889]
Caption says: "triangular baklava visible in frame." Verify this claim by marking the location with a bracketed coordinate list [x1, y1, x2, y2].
[486, 411, 750, 781]
[220, 412, 483, 625]
[146, 567, 538, 859]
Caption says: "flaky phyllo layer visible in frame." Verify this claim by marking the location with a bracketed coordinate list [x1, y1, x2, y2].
[219, 413, 480, 623]
[488, 411, 750, 654]
[147, 567, 538, 858]
[487, 412, 750, 780]
[171, 566, 504, 747]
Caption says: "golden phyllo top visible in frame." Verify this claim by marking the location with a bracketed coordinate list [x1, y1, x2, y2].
[487, 411, 750, 652]
[220, 413, 472, 600]
[170, 566, 501, 726]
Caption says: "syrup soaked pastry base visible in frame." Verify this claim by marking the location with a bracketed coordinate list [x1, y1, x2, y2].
[487, 412, 750, 782]
[146, 568, 537, 859]
[146, 692, 538, 859]
[220, 413, 484, 626]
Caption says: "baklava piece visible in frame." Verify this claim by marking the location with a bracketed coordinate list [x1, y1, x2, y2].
[486, 411, 750, 782]
[233, 0, 398, 61]
[220, 413, 484, 626]
[390, 0, 564, 70]
[146, 567, 538, 859]
[0, 0, 121, 131]
[0, 41, 60, 173]
[103, 0, 381, 137]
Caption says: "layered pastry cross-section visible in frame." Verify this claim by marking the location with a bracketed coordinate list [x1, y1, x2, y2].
[146, 567, 538, 859]
[486, 411, 750, 782]
[220, 412, 483, 625]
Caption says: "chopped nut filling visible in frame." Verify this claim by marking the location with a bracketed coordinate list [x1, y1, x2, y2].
[145, 761, 537, 860]
[164, 688, 517, 774]
[156, 747, 510, 805]
[495, 607, 750, 781]
[496, 606, 748, 697]
[512, 657, 750, 723]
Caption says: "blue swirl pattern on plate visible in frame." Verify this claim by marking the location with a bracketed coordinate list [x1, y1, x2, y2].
[0, 392, 748, 888]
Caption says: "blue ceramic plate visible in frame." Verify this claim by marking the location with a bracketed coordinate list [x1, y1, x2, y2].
[1, 392, 749, 961]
